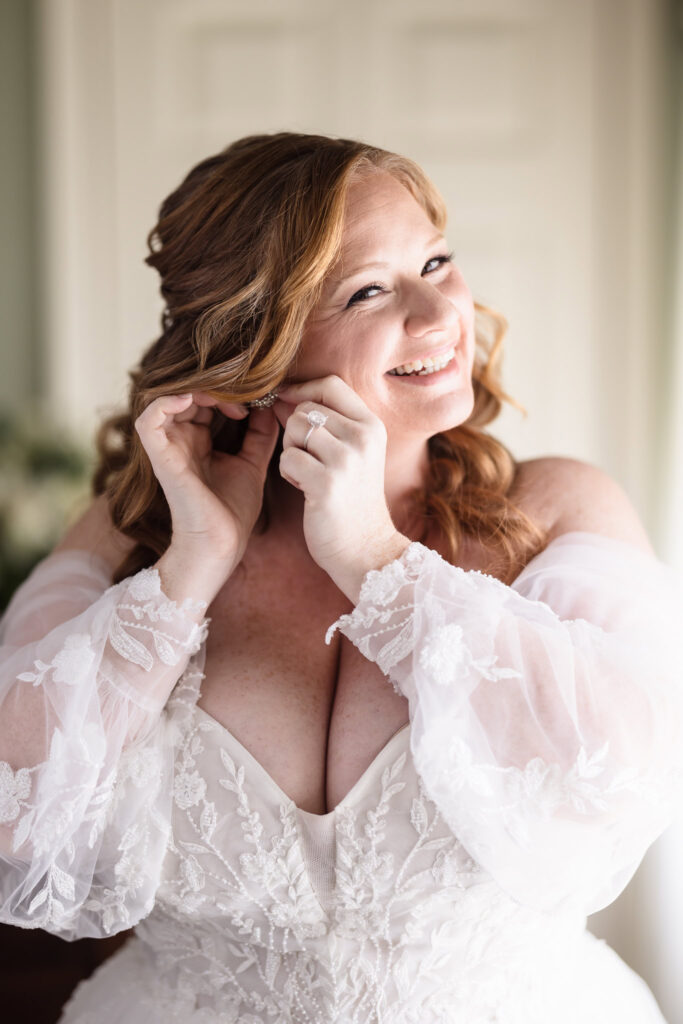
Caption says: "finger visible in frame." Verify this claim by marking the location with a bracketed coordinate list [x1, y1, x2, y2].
[284, 423, 336, 464]
[277, 375, 370, 422]
[173, 394, 247, 426]
[174, 402, 212, 425]
[284, 403, 353, 446]
[215, 402, 250, 420]
[283, 412, 346, 464]
[273, 398, 295, 431]
[193, 392, 249, 420]
[239, 407, 280, 477]
[279, 445, 325, 491]
[136, 394, 194, 436]
[191, 407, 215, 426]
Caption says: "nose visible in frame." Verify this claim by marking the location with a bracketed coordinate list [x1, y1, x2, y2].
[403, 278, 460, 338]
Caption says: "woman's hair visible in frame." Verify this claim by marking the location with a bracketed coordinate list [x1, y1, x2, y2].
[93, 131, 547, 584]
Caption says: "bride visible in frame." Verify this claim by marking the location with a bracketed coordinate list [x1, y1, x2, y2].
[1, 131, 682, 1022]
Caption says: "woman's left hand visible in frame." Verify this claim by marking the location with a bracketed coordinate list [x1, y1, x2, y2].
[275, 375, 410, 602]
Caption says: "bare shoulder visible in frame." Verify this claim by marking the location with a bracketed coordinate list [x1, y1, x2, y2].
[510, 456, 654, 555]
[53, 493, 136, 571]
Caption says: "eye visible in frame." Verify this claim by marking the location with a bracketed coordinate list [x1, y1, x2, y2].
[423, 252, 455, 274]
[346, 282, 385, 307]
[345, 251, 455, 308]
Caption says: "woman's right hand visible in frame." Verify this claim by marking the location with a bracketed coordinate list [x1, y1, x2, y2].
[134, 393, 280, 585]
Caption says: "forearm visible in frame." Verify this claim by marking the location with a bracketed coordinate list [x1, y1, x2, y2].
[326, 530, 412, 604]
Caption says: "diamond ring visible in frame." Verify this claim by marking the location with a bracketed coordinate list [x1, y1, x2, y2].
[303, 409, 328, 451]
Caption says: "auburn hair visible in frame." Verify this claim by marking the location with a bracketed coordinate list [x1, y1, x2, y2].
[93, 131, 547, 584]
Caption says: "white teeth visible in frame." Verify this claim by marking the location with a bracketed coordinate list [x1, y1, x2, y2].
[388, 347, 456, 376]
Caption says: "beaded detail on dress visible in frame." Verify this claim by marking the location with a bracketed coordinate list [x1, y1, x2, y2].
[63, 702, 592, 1024]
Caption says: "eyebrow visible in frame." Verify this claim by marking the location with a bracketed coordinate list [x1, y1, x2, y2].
[327, 230, 446, 292]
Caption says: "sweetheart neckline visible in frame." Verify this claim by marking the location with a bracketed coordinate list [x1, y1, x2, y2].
[192, 703, 411, 820]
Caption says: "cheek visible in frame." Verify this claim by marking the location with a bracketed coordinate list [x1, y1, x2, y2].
[294, 323, 341, 378]
[446, 266, 473, 305]
[305, 319, 381, 377]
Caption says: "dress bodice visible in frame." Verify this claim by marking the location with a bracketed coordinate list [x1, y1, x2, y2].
[132, 703, 589, 1023]
[56, 688, 670, 1023]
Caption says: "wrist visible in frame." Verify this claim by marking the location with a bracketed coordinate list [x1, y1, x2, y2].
[333, 532, 412, 604]
[156, 543, 236, 612]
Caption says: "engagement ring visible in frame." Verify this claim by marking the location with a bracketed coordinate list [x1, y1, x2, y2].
[303, 409, 328, 450]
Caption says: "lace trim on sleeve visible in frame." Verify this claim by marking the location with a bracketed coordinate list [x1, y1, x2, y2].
[326, 543, 458, 694]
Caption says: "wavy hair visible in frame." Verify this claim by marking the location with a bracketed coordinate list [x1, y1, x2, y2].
[93, 132, 547, 584]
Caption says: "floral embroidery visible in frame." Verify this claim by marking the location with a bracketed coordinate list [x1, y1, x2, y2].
[17, 632, 96, 687]
[419, 622, 521, 686]
[173, 769, 206, 810]
[129, 711, 513, 1022]
[0, 761, 31, 823]
[52, 633, 96, 684]
[123, 745, 163, 790]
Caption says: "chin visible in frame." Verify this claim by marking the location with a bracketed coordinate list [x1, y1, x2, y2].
[396, 388, 476, 436]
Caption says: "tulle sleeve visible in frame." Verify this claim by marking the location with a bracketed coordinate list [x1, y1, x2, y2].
[326, 531, 683, 916]
[0, 549, 208, 939]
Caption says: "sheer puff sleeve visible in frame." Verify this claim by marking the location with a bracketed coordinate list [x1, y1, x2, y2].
[0, 550, 208, 939]
[326, 531, 683, 916]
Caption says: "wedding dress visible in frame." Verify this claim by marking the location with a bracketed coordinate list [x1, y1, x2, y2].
[1, 531, 682, 1022]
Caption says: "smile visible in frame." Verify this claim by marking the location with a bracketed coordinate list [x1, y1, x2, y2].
[387, 346, 456, 376]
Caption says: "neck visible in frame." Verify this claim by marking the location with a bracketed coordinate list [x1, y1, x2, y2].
[383, 435, 430, 537]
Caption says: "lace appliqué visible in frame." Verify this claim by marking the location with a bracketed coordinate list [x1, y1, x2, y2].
[109, 568, 209, 671]
[326, 542, 511, 692]
[134, 711, 493, 1022]
[17, 633, 96, 687]
[0, 761, 31, 823]
[419, 622, 521, 686]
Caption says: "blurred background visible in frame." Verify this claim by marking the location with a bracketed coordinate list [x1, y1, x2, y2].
[0, 0, 682, 1020]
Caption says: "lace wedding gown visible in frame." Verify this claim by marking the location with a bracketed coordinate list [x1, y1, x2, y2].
[1, 532, 682, 1022]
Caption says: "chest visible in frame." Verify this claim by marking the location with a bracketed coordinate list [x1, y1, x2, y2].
[197, 531, 498, 816]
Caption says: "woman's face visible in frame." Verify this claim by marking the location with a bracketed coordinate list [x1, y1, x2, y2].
[291, 170, 476, 442]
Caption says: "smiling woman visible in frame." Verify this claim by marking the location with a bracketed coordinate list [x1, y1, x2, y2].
[0, 132, 681, 1024]
[291, 174, 473, 434]
[95, 135, 545, 588]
